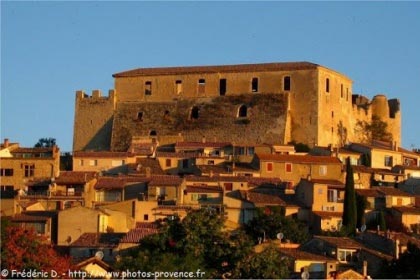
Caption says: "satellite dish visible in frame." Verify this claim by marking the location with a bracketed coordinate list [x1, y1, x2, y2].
[301, 271, 310, 280]
[361, 224, 367, 232]
[277, 232, 284, 240]
[95, 250, 104, 260]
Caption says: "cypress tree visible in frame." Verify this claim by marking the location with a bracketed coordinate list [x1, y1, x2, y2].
[342, 157, 357, 235]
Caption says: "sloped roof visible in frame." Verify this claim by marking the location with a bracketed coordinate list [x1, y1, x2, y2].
[94, 177, 126, 190]
[376, 187, 414, 197]
[148, 175, 183, 186]
[113, 62, 319, 77]
[73, 151, 134, 158]
[257, 154, 342, 164]
[55, 171, 97, 185]
[239, 190, 286, 206]
[186, 185, 223, 193]
[71, 233, 125, 247]
[176, 141, 231, 149]
[280, 248, 336, 262]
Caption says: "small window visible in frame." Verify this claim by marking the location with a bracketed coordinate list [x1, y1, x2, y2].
[144, 214, 149, 221]
[190, 106, 199, 120]
[176, 80, 183, 95]
[0, 169, 14, 176]
[341, 84, 344, 98]
[219, 79, 227, 96]
[224, 183, 233, 191]
[80, 160, 84, 166]
[252, 77, 259, 92]
[238, 105, 248, 118]
[150, 130, 157, 137]
[145, 81, 152, 95]
[137, 112, 143, 121]
[384, 156, 393, 167]
[208, 160, 215, 165]
[198, 79, 206, 94]
[89, 160, 97, 166]
[182, 159, 189, 169]
[326, 78, 330, 93]
[328, 189, 337, 202]
[284, 76, 291, 91]
[285, 163, 292, 173]
[319, 165, 327, 176]
[331, 111, 334, 118]
[266, 162, 273, 172]
[165, 159, 171, 167]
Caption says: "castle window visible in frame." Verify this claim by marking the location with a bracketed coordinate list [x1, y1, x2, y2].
[176, 80, 182, 95]
[252, 77, 259, 92]
[331, 111, 334, 118]
[238, 105, 248, 118]
[341, 84, 344, 98]
[137, 112, 143, 121]
[150, 130, 157, 137]
[190, 106, 199, 119]
[198, 79, 206, 94]
[346, 88, 349, 101]
[219, 79, 227, 96]
[284, 76, 291, 91]
[145, 81, 152, 95]
[163, 110, 170, 120]
[326, 78, 330, 93]
[166, 158, 171, 167]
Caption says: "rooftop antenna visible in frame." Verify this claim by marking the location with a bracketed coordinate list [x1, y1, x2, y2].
[95, 250, 104, 260]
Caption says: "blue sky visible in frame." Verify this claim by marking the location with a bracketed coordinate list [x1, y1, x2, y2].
[1, 1, 419, 152]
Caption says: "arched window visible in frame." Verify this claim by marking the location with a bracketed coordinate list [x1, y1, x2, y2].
[190, 106, 199, 120]
[150, 130, 157, 136]
[238, 105, 248, 118]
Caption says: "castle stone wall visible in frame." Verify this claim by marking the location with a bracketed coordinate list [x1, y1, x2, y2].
[110, 94, 288, 151]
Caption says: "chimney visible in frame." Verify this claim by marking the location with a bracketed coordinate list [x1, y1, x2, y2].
[363, 260, 368, 277]
[3, 138, 9, 148]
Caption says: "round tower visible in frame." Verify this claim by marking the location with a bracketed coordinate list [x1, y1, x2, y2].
[371, 94, 389, 120]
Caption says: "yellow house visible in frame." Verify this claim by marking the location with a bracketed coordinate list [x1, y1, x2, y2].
[72, 151, 137, 174]
[349, 142, 402, 170]
[256, 154, 343, 189]
[391, 206, 420, 230]
[155, 152, 198, 175]
[353, 165, 405, 189]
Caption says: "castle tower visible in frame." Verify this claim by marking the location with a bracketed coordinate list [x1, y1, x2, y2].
[73, 90, 116, 151]
[371, 94, 401, 147]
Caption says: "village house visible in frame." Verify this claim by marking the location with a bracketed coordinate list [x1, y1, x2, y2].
[72, 151, 137, 174]
[348, 142, 403, 170]
[255, 154, 343, 190]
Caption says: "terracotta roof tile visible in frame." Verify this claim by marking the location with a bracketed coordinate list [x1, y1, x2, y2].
[120, 228, 159, 243]
[185, 175, 220, 183]
[71, 233, 125, 247]
[148, 175, 183, 186]
[156, 152, 199, 158]
[376, 187, 414, 197]
[94, 177, 126, 190]
[392, 206, 420, 214]
[240, 190, 286, 205]
[314, 235, 363, 249]
[55, 171, 97, 185]
[186, 185, 223, 193]
[113, 62, 319, 78]
[355, 189, 382, 198]
[280, 248, 336, 262]
[257, 154, 342, 164]
[176, 141, 231, 149]
[73, 151, 134, 158]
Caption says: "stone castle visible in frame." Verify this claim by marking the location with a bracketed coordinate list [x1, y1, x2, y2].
[73, 61, 401, 152]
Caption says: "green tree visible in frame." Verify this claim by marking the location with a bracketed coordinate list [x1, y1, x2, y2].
[356, 193, 368, 229]
[232, 245, 290, 279]
[34, 137, 56, 148]
[245, 206, 309, 244]
[378, 210, 387, 231]
[342, 157, 357, 235]
[356, 115, 393, 144]
[116, 208, 253, 278]
[387, 242, 420, 279]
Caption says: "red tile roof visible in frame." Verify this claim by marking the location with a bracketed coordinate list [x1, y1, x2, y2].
[112, 62, 319, 78]
[312, 211, 343, 218]
[280, 248, 336, 262]
[305, 179, 344, 186]
[94, 177, 126, 190]
[176, 141, 231, 149]
[376, 187, 414, 197]
[186, 185, 223, 193]
[156, 152, 199, 158]
[185, 175, 220, 183]
[120, 227, 159, 243]
[55, 171, 97, 185]
[148, 175, 183, 186]
[71, 233, 124, 247]
[73, 151, 134, 158]
[257, 154, 342, 164]
[314, 235, 363, 249]
[355, 189, 382, 198]
[240, 191, 286, 206]
[392, 206, 420, 214]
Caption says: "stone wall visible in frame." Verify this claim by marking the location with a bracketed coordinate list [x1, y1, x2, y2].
[110, 94, 288, 151]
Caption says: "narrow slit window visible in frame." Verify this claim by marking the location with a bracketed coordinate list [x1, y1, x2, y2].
[341, 84, 344, 98]
[284, 76, 291, 91]
[145, 81, 152, 95]
[198, 79, 206, 94]
[219, 79, 227, 96]
[252, 77, 259, 92]
[326, 78, 330, 93]
[137, 112, 143, 121]
[176, 80, 182, 95]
